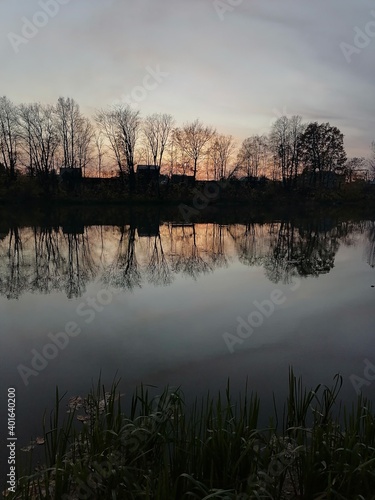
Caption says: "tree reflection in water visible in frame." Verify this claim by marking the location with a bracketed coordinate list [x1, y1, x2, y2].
[264, 221, 340, 284]
[366, 221, 375, 268]
[146, 233, 173, 286]
[63, 229, 98, 299]
[31, 227, 64, 295]
[102, 226, 141, 291]
[0, 218, 374, 300]
[228, 223, 269, 267]
[204, 224, 229, 270]
[1, 227, 28, 300]
[170, 224, 213, 280]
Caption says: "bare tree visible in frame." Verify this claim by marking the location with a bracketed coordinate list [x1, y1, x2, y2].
[76, 118, 95, 176]
[174, 119, 215, 180]
[55, 97, 93, 173]
[289, 115, 304, 183]
[96, 105, 140, 189]
[94, 131, 105, 178]
[269, 116, 289, 184]
[165, 131, 178, 176]
[0, 96, 20, 179]
[76, 117, 94, 176]
[115, 105, 140, 188]
[18, 103, 60, 183]
[237, 135, 268, 178]
[269, 116, 304, 188]
[143, 113, 174, 168]
[95, 108, 125, 178]
[209, 134, 236, 180]
[166, 129, 191, 176]
[134, 143, 153, 166]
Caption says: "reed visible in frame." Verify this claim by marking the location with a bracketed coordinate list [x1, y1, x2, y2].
[8, 369, 375, 499]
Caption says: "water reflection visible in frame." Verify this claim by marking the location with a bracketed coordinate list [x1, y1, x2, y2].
[102, 226, 142, 291]
[31, 227, 63, 295]
[146, 234, 172, 286]
[264, 222, 339, 284]
[0, 218, 374, 300]
[367, 221, 375, 268]
[2, 227, 27, 300]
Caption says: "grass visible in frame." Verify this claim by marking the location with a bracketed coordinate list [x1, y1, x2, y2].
[5, 369, 375, 499]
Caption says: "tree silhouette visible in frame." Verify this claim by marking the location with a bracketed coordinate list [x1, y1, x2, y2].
[96, 105, 140, 190]
[18, 103, 60, 187]
[0, 97, 19, 180]
[56, 97, 94, 173]
[269, 116, 304, 188]
[174, 120, 215, 181]
[299, 122, 347, 187]
[143, 113, 174, 168]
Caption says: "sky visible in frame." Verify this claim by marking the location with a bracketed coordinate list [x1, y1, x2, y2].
[1, 0, 375, 157]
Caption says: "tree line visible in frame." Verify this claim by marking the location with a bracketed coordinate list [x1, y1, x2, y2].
[0, 95, 374, 192]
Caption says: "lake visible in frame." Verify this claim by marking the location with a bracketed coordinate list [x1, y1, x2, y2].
[0, 205, 374, 475]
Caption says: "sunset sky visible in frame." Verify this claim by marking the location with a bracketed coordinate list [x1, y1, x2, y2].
[1, 0, 375, 157]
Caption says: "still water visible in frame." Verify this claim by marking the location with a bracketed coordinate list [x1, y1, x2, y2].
[0, 207, 374, 463]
